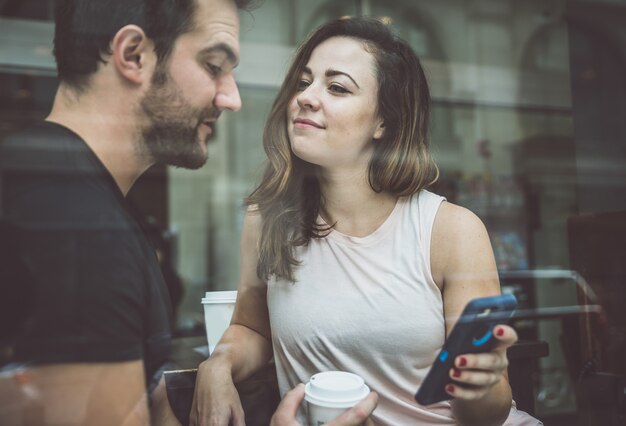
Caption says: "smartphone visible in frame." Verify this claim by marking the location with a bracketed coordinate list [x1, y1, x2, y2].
[414, 294, 518, 406]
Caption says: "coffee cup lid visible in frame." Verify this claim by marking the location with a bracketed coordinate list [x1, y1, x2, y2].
[201, 291, 237, 304]
[304, 371, 370, 408]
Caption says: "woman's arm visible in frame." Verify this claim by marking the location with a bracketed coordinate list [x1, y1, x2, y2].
[431, 202, 514, 426]
[190, 210, 273, 426]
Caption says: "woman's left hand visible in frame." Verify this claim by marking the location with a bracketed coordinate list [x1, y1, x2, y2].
[445, 324, 518, 400]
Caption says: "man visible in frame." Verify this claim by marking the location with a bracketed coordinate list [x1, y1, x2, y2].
[0, 0, 245, 423]
[0, 0, 376, 424]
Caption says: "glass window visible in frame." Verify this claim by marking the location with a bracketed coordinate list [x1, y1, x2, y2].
[170, 87, 274, 330]
[1, 1, 625, 424]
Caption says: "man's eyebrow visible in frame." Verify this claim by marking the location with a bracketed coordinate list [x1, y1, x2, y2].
[302, 66, 360, 88]
[200, 43, 239, 67]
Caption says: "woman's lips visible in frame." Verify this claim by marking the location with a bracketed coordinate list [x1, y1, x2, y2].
[294, 118, 323, 129]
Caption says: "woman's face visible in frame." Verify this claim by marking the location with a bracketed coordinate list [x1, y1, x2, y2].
[287, 36, 385, 172]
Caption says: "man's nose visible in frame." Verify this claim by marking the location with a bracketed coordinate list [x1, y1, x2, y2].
[215, 74, 242, 112]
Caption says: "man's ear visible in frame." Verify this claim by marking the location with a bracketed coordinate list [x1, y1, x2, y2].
[111, 25, 155, 85]
[373, 120, 385, 140]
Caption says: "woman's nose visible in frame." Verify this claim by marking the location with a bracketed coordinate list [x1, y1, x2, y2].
[296, 85, 320, 110]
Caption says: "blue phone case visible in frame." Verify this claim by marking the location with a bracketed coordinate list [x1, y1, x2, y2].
[414, 294, 518, 405]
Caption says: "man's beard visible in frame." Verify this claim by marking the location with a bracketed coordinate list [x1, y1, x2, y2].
[139, 66, 215, 169]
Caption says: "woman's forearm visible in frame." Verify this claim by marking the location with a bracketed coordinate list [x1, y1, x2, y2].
[203, 323, 273, 383]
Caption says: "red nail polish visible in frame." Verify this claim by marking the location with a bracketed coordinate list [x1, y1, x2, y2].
[496, 327, 504, 337]
[452, 369, 461, 378]
[459, 357, 467, 367]
[446, 385, 455, 394]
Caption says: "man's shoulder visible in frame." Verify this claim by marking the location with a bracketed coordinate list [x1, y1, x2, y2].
[1, 121, 123, 224]
[0, 121, 89, 172]
[1, 121, 76, 149]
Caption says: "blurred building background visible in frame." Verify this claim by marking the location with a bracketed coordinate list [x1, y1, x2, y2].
[1, 0, 625, 424]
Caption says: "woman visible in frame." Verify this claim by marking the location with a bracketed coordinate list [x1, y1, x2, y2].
[192, 17, 540, 425]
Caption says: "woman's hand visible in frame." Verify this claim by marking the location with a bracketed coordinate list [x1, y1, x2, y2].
[270, 384, 379, 426]
[446, 324, 518, 401]
[189, 359, 245, 426]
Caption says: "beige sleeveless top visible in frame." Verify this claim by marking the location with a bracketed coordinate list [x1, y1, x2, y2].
[267, 190, 541, 425]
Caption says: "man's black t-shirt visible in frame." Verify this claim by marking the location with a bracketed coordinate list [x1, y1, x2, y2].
[0, 121, 172, 384]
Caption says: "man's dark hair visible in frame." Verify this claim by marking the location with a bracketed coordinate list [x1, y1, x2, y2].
[53, 0, 255, 92]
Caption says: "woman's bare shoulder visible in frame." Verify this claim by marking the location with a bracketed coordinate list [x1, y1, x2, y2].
[243, 205, 262, 231]
[434, 201, 487, 240]
[431, 202, 492, 283]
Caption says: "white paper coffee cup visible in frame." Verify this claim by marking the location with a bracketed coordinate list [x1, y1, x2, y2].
[304, 371, 370, 426]
[201, 291, 237, 354]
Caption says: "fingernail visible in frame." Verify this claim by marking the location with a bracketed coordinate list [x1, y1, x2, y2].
[452, 369, 461, 378]
[459, 357, 467, 367]
[446, 385, 455, 394]
[496, 327, 504, 337]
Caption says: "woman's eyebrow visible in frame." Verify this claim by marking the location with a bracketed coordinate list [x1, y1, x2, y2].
[302, 66, 360, 88]
[326, 69, 360, 88]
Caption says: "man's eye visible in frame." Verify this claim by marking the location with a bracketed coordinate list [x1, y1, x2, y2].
[329, 83, 349, 94]
[207, 63, 222, 75]
[297, 79, 311, 91]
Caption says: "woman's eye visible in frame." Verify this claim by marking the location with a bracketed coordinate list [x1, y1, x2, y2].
[329, 84, 349, 94]
[297, 79, 311, 91]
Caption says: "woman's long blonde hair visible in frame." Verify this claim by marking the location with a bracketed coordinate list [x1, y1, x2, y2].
[247, 17, 439, 282]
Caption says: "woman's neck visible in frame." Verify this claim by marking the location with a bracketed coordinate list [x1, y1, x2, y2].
[319, 170, 398, 237]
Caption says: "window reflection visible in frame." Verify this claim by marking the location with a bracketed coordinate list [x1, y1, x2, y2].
[1, 0, 625, 424]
